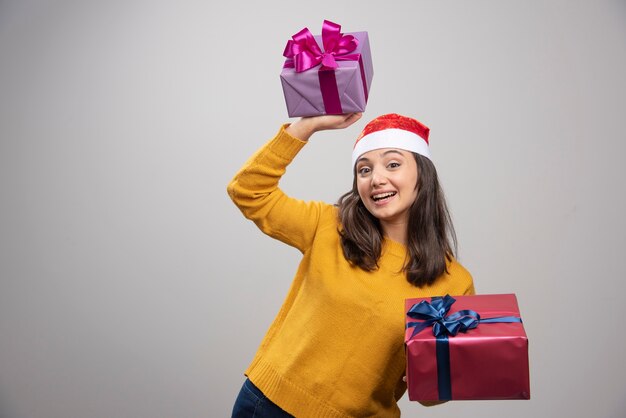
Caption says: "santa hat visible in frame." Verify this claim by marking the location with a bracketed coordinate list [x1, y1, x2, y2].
[352, 113, 431, 167]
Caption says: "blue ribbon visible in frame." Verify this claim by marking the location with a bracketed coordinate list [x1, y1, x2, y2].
[406, 295, 522, 400]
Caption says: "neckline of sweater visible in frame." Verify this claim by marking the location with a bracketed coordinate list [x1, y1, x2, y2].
[382, 237, 407, 258]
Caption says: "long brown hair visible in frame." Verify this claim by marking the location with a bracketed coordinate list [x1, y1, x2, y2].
[337, 153, 457, 287]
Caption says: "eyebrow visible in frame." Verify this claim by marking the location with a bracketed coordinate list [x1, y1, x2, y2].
[356, 149, 406, 165]
[381, 150, 405, 157]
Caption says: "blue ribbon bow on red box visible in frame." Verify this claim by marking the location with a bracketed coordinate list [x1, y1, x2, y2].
[406, 295, 523, 400]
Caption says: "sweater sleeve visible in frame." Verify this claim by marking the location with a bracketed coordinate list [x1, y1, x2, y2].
[226, 125, 327, 253]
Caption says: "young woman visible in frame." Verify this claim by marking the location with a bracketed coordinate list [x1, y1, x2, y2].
[228, 113, 475, 417]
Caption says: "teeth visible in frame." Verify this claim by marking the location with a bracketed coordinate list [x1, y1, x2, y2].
[373, 192, 396, 201]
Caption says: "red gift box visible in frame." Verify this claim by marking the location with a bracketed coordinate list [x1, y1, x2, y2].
[404, 294, 530, 401]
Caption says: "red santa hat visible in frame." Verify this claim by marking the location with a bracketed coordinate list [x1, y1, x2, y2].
[352, 113, 431, 167]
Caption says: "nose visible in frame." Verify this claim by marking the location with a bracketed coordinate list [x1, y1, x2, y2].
[371, 169, 387, 187]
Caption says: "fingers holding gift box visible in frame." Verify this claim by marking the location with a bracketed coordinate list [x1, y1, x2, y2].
[280, 20, 374, 117]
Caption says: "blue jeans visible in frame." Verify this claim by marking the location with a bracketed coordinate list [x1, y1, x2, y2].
[231, 378, 294, 417]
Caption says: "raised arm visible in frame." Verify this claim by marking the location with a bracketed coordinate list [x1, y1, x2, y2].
[227, 113, 362, 252]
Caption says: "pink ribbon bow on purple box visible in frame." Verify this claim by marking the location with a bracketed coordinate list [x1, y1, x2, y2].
[280, 20, 374, 117]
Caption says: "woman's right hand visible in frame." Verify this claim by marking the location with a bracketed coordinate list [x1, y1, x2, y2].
[285, 113, 363, 141]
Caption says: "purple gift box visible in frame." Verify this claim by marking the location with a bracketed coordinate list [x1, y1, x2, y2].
[280, 20, 374, 117]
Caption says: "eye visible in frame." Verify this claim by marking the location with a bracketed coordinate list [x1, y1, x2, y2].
[357, 166, 371, 176]
[388, 162, 401, 169]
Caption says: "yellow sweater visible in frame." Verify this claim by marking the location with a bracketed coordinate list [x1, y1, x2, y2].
[227, 125, 475, 417]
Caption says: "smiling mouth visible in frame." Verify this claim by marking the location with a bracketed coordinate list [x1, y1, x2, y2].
[372, 192, 397, 202]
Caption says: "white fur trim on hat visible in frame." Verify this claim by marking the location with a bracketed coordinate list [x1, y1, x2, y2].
[352, 128, 431, 167]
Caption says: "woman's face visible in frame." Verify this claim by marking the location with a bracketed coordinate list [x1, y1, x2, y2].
[355, 148, 418, 229]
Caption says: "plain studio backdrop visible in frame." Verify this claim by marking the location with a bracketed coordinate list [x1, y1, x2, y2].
[1, 1, 625, 417]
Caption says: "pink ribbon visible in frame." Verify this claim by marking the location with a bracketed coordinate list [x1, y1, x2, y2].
[283, 20, 359, 72]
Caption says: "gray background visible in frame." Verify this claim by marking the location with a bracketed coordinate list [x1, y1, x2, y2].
[1, 1, 625, 417]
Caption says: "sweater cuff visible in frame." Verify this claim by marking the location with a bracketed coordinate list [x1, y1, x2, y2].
[267, 124, 308, 161]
